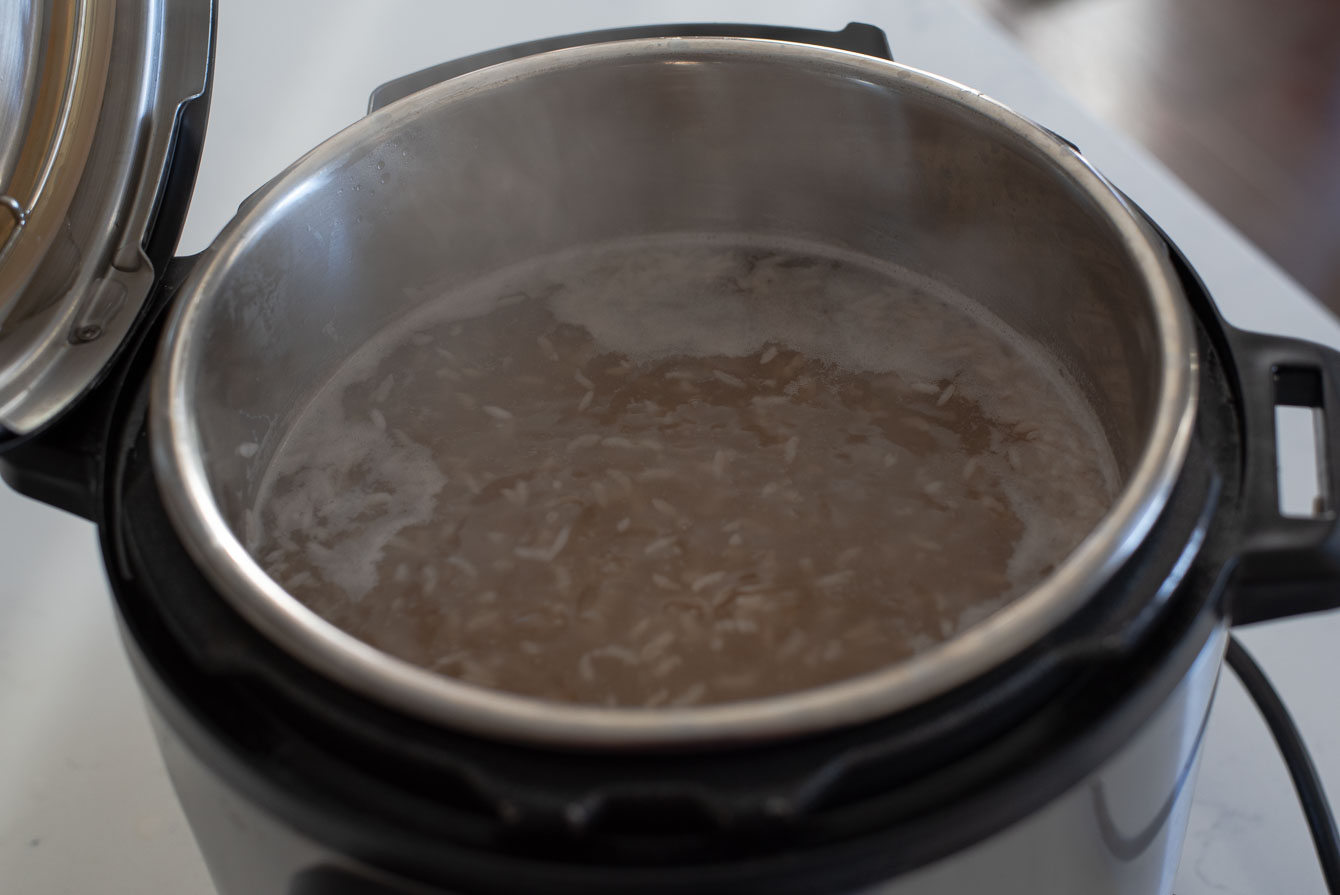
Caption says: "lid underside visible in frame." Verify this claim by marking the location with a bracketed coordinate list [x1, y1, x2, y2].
[0, 0, 212, 436]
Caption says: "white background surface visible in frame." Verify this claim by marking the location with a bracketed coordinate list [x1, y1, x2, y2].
[3, 2, 1339, 893]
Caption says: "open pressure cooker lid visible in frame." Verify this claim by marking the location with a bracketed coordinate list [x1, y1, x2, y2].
[0, 0, 212, 436]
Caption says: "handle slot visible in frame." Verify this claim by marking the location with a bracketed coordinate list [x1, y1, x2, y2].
[1274, 384, 1330, 520]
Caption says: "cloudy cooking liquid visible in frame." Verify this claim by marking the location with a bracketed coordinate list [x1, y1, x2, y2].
[250, 235, 1118, 708]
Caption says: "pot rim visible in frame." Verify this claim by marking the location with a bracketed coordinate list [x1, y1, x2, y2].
[151, 37, 1198, 750]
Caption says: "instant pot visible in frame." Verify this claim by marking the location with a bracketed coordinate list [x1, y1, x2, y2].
[3, 6, 1339, 894]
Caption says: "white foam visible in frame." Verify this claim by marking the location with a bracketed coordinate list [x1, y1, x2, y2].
[252, 402, 447, 599]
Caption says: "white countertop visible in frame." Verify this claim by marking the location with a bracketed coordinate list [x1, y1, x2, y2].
[3, 2, 1338, 893]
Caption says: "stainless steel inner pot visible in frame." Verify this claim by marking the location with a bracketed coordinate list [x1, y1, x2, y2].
[152, 38, 1196, 748]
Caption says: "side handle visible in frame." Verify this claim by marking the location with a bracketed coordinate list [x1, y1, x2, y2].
[1229, 327, 1340, 624]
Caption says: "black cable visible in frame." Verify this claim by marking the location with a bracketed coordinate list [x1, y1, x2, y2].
[1225, 635, 1340, 894]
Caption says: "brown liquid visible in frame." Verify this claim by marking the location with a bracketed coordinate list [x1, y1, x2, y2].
[251, 238, 1116, 707]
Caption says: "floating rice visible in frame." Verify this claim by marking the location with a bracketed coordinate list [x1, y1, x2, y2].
[644, 536, 678, 557]
[553, 565, 572, 593]
[692, 571, 727, 593]
[640, 631, 676, 661]
[652, 656, 683, 678]
[670, 682, 707, 706]
[815, 570, 854, 589]
[513, 525, 572, 562]
[713, 450, 730, 478]
[578, 644, 640, 682]
[712, 370, 746, 388]
[257, 237, 1118, 711]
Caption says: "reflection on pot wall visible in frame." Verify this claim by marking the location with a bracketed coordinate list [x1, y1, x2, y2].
[870, 624, 1226, 895]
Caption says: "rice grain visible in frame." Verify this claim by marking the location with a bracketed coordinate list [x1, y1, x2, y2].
[713, 370, 746, 389]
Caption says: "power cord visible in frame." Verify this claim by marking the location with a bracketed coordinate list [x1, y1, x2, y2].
[1225, 635, 1340, 894]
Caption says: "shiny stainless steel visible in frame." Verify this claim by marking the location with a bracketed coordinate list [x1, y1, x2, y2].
[866, 625, 1227, 895]
[0, 0, 213, 435]
[0, 2, 44, 189]
[153, 38, 1198, 748]
[0, 0, 105, 293]
[142, 621, 1228, 894]
[0, 195, 23, 259]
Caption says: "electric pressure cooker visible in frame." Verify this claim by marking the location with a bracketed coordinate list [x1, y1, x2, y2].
[3, 6, 1339, 894]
